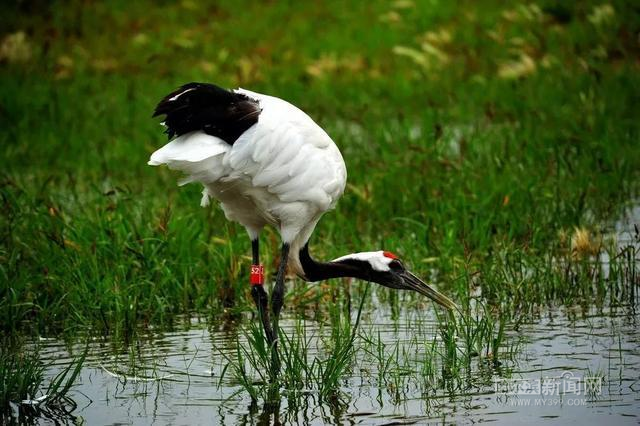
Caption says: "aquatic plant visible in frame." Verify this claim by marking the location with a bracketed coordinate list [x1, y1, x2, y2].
[0, 342, 86, 420]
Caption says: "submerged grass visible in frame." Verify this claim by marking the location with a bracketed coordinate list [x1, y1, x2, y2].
[0, 341, 86, 420]
[222, 284, 369, 403]
[0, 347, 44, 410]
[361, 299, 516, 398]
[221, 281, 525, 409]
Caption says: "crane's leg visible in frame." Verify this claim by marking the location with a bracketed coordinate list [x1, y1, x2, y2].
[250, 238, 274, 346]
[270, 243, 290, 372]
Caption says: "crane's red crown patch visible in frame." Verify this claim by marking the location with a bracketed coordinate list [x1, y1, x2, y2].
[383, 251, 398, 259]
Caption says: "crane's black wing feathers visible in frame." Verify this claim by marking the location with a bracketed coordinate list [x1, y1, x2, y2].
[153, 82, 261, 144]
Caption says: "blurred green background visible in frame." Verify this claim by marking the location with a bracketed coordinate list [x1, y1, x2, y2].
[1, 1, 639, 334]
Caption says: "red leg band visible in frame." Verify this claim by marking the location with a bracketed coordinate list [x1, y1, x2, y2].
[250, 264, 264, 286]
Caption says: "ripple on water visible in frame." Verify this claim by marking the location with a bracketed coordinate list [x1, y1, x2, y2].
[22, 300, 638, 425]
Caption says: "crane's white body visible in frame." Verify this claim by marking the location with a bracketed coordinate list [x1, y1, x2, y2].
[149, 89, 347, 276]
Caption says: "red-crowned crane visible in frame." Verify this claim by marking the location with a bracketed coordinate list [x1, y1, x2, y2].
[148, 83, 456, 357]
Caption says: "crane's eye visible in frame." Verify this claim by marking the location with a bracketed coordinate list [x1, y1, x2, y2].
[389, 260, 404, 271]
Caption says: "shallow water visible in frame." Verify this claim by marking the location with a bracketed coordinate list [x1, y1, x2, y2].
[12, 204, 640, 425]
[20, 301, 639, 425]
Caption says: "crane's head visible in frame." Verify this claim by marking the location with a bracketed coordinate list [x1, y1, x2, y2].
[331, 251, 457, 310]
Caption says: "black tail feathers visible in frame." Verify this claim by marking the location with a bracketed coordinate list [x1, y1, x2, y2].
[153, 82, 261, 144]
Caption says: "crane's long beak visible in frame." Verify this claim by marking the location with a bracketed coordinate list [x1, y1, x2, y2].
[402, 271, 457, 311]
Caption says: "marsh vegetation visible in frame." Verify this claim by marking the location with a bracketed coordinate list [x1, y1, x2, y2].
[1, 0, 639, 423]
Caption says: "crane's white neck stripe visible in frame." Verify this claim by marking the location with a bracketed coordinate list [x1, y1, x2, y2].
[168, 87, 196, 101]
[332, 251, 394, 272]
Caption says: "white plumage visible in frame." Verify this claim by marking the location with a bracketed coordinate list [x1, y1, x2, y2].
[149, 88, 347, 276]
[332, 251, 396, 272]
[149, 83, 456, 362]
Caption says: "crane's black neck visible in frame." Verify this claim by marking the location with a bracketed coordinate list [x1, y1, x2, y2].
[299, 243, 372, 282]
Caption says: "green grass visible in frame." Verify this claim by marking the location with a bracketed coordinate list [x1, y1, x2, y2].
[0, 340, 86, 419]
[0, 0, 639, 411]
[222, 286, 522, 408]
[0, 346, 44, 411]
[221, 284, 368, 404]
